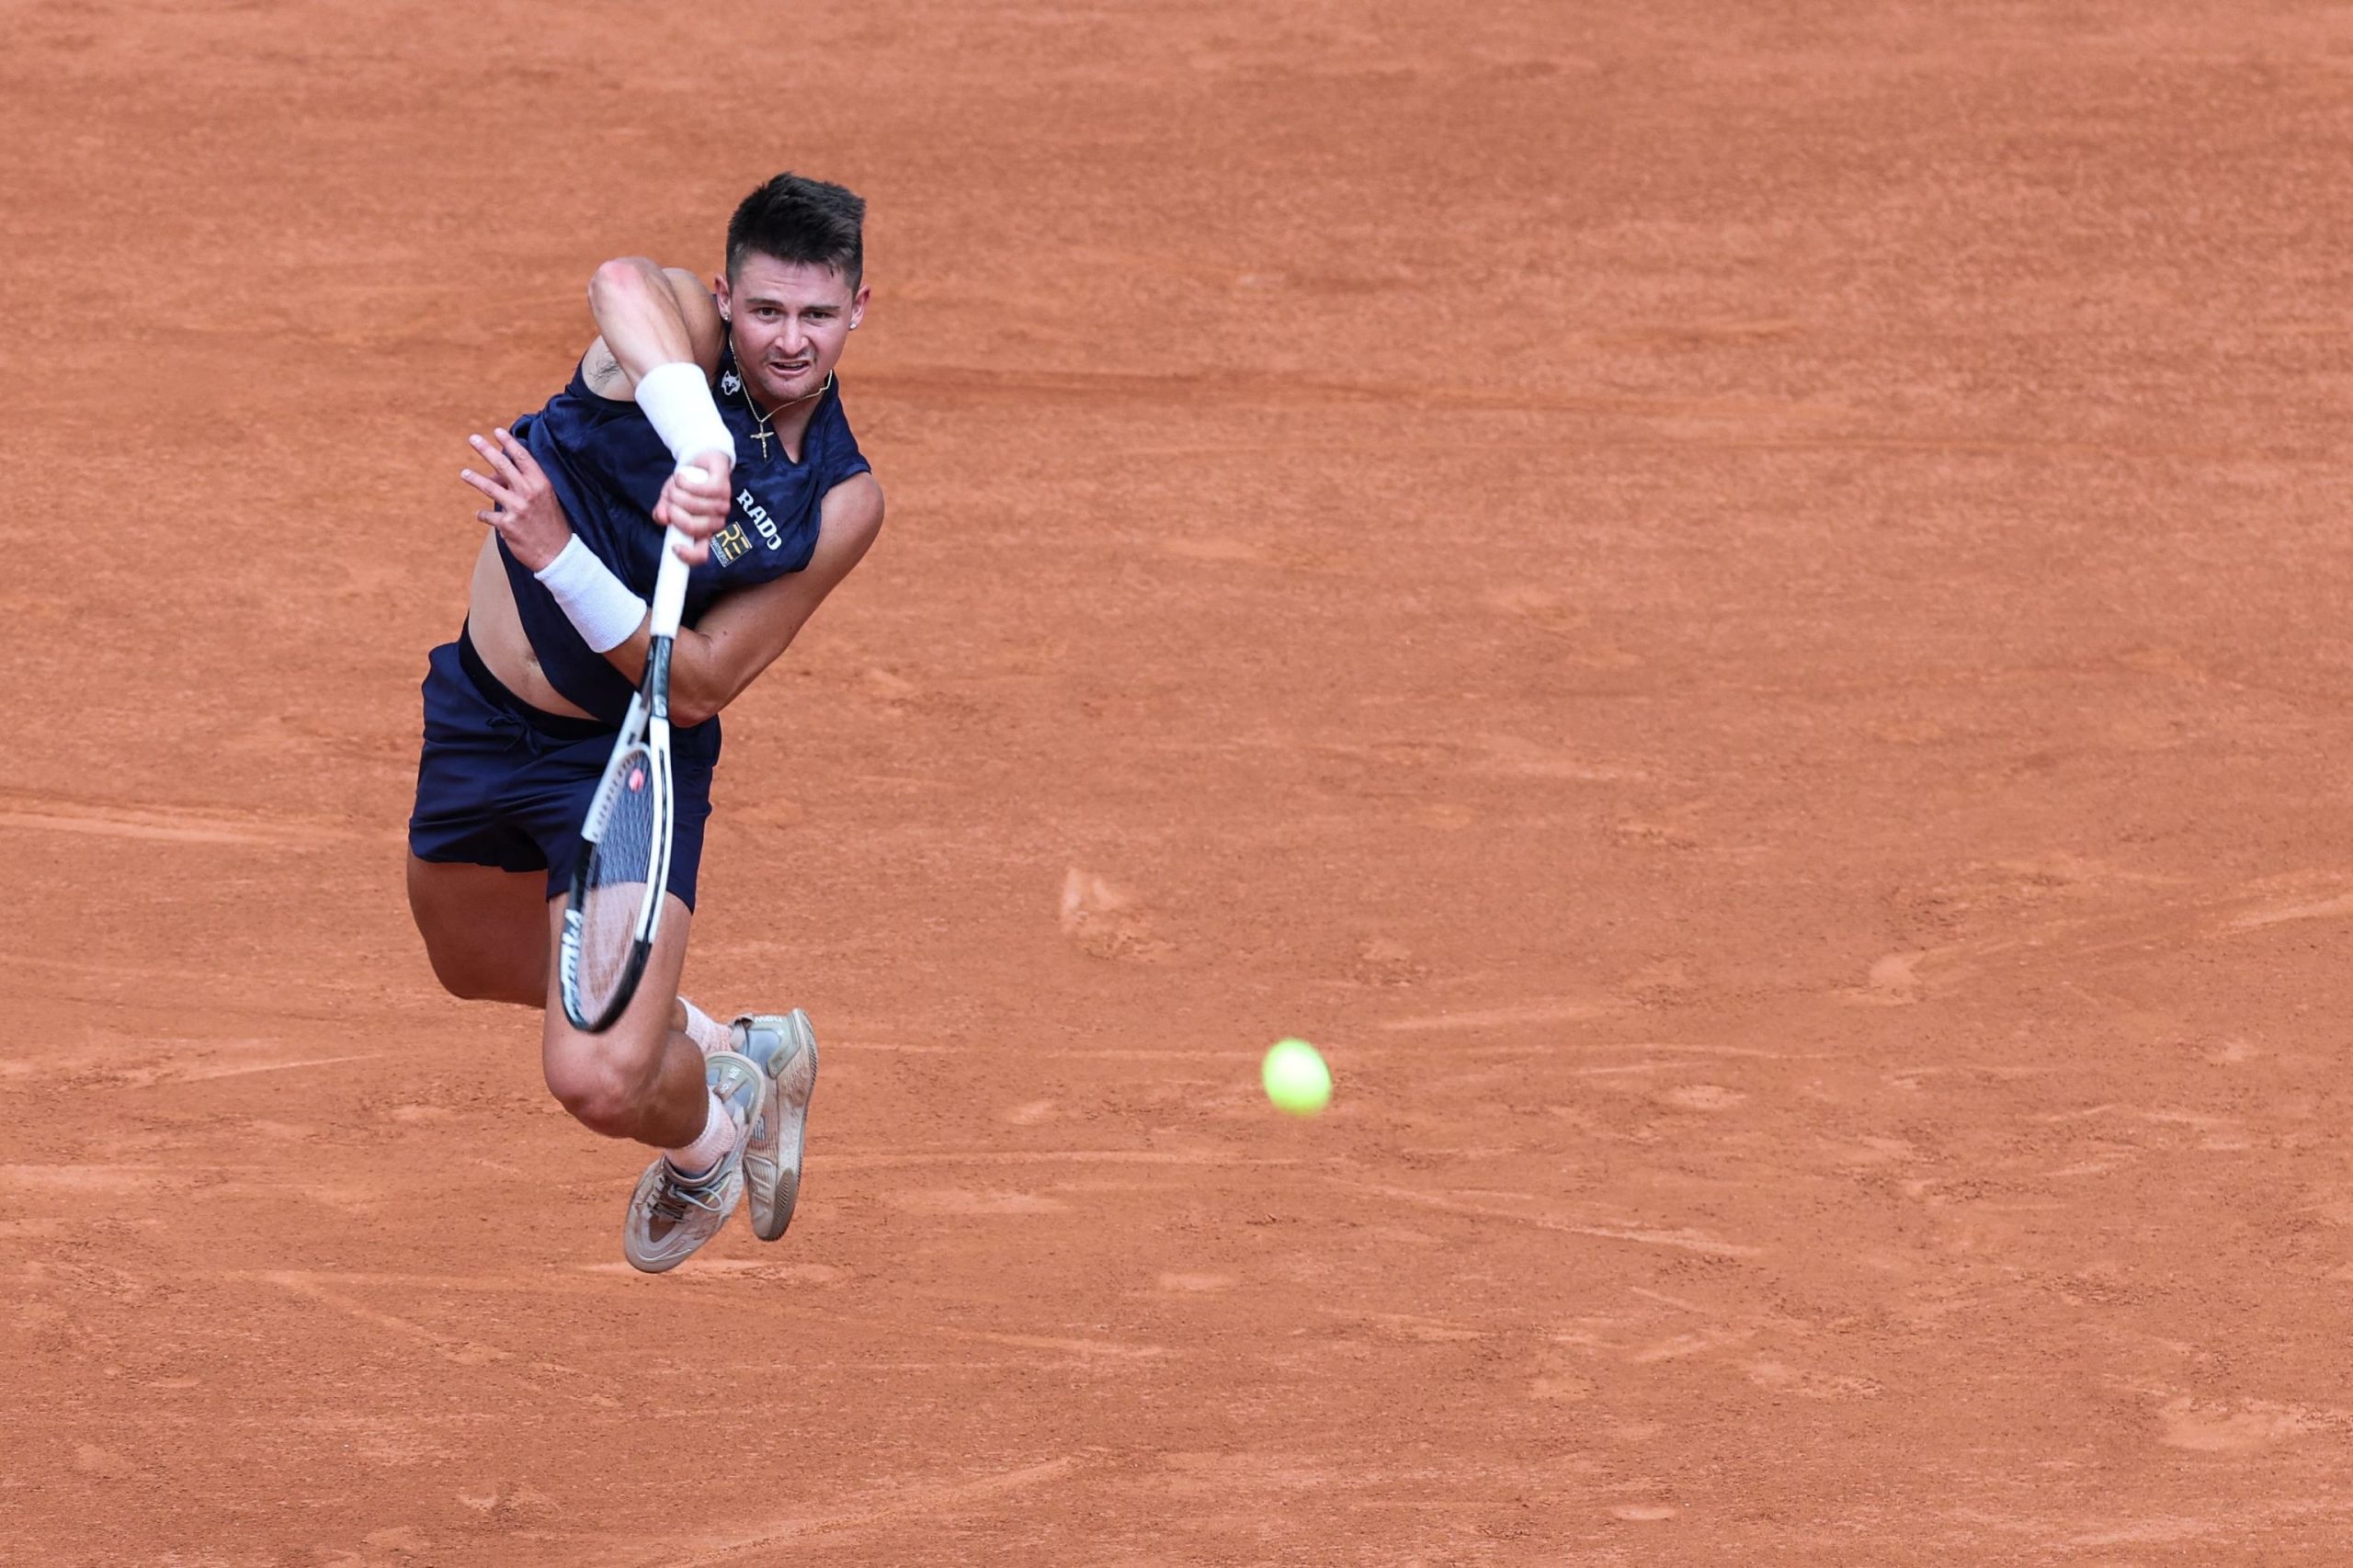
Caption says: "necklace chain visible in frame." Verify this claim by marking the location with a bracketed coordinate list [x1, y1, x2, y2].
[736, 369, 832, 460]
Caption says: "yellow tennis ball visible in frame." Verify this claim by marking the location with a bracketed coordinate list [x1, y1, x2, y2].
[1262, 1038, 1332, 1117]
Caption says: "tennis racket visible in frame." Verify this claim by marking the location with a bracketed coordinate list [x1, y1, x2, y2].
[558, 507, 698, 1033]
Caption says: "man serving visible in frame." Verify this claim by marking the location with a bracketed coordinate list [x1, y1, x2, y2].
[405, 173, 884, 1272]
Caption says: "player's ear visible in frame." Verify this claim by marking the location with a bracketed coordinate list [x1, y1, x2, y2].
[848, 283, 870, 331]
[712, 271, 732, 320]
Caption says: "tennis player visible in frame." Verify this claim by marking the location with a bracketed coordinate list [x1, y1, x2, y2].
[404, 174, 884, 1272]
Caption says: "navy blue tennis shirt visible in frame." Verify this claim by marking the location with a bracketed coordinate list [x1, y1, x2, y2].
[502, 342, 870, 727]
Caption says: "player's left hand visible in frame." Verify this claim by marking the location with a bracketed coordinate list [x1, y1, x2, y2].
[461, 428, 573, 573]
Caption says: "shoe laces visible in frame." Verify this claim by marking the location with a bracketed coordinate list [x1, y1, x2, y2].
[649, 1163, 726, 1226]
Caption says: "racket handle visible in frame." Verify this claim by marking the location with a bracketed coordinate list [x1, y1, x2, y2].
[649, 524, 693, 637]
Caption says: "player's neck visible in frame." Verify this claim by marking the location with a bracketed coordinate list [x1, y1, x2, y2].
[736, 374, 830, 463]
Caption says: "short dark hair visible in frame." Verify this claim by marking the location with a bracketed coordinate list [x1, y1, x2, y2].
[726, 173, 866, 290]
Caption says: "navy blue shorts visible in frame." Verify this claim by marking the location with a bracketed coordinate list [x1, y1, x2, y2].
[407, 630, 719, 909]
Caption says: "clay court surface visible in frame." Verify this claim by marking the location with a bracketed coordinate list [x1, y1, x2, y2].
[12, 1, 2353, 1562]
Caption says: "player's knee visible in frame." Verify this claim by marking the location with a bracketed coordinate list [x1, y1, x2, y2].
[544, 1049, 661, 1139]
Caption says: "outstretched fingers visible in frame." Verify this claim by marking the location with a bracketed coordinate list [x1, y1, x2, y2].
[460, 428, 575, 571]
[460, 429, 523, 524]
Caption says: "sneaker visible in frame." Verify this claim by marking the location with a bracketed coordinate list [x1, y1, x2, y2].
[621, 1051, 764, 1274]
[733, 1010, 819, 1242]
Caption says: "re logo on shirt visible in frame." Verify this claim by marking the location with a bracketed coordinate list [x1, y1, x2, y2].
[711, 489, 786, 568]
[710, 521, 754, 566]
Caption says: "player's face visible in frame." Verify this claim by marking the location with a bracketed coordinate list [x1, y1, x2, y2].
[717, 256, 867, 410]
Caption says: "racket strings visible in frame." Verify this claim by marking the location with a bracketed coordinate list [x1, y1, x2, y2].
[574, 744, 661, 1019]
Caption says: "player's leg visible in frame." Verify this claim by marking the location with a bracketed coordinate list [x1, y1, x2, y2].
[606, 751, 820, 1245]
[530, 746, 752, 1151]
[539, 893, 764, 1272]
[408, 633, 570, 1006]
[410, 629, 756, 1269]
[407, 853, 740, 1033]
[538, 891, 710, 1145]
[405, 856, 550, 1006]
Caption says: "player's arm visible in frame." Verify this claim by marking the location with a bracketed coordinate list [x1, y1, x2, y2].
[579, 262, 726, 396]
[600, 474, 886, 727]
[578, 259, 734, 557]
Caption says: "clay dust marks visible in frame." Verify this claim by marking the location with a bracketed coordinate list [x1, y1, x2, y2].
[1541, 1297, 1884, 1410]
[1333, 1178, 1763, 1259]
[1379, 998, 1616, 1032]
[102, 1049, 384, 1088]
[0, 1164, 188, 1196]
[1, 1032, 386, 1090]
[1317, 1306, 1491, 1345]
[653, 1457, 1091, 1567]
[820, 1148, 1301, 1168]
[885, 1187, 1068, 1216]
[0, 791, 359, 847]
[858, 359, 1836, 425]
[558, 1265, 1171, 1365]
[2151, 1394, 2337, 1455]
[1856, 868, 2353, 1002]
[924, 1325, 1165, 1360]
[779, 1305, 1166, 1365]
[1156, 1272, 1234, 1293]
[260, 1272, 517, 1369]
[1058, 866, 1172, 962]
[2221, 888, 2353, 933]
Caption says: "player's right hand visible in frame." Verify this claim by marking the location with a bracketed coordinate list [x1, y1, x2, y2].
[461, 427, 574, 574]
[654, 452, 733, 562]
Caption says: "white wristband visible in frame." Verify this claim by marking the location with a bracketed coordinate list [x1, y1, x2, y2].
[633, 360, 734, 470]
[533, 535, 648, 652]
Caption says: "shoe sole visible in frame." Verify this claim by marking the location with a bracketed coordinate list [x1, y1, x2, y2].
[748, 1012, 818, 1242]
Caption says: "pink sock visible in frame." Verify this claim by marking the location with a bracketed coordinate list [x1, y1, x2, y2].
[664, 1090, 738, 1179]
[679, 999, 731, 1057]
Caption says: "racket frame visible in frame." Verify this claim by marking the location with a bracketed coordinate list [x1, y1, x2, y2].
[558, 522, 695, 1033]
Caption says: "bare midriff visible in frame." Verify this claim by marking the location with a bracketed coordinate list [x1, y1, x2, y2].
[466, 535, 598, 721]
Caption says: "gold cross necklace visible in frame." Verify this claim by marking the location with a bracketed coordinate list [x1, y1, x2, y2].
[736, 372, 833, 461]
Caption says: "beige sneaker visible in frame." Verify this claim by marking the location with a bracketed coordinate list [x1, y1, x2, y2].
[620, 1051, 762, 1273]
[733, 1011, 818, 1242]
